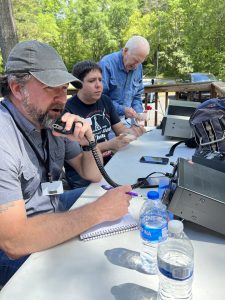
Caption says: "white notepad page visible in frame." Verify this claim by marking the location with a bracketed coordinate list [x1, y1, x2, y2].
[80, 213, 138, 241]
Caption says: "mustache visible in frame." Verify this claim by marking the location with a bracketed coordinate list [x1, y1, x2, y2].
[48, 104, 65, 112]
[41, 105, 65, 129]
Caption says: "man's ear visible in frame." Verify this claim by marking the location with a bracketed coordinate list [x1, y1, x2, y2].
[123, 48, 128, 55]
[9, 80, 24, 101]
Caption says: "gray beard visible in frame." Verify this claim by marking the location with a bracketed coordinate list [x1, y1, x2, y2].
[40, 114, 57, 129]
[22, 95, 57, 129]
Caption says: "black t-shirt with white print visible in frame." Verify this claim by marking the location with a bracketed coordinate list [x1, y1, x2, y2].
[65, 94, 120, 143]
[64, 94, 121, 189]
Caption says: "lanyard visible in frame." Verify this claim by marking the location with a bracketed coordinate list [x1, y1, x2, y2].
[1, 102, 53, 182]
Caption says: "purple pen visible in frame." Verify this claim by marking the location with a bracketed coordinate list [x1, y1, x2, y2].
[126, 191, 139, 197]
[101, 185, 142, 197]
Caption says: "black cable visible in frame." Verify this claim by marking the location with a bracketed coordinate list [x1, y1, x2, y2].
[89, 141, 172, 189]
[90, 141, 120, 187]
[51, 117, 172, 189]
[165, 140, 184, 157]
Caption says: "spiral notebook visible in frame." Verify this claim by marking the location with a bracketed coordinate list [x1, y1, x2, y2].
[80, 213, 138, 241]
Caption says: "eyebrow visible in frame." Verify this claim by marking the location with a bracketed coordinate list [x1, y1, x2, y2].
[87, 76, 102, 80]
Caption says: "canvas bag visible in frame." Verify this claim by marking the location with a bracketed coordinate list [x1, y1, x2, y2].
[189, 98, 225, 152]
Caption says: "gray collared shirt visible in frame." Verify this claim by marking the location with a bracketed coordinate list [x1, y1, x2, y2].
[0, 99, 81, 216]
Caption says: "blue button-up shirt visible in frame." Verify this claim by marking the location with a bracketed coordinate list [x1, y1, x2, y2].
[100, 50, 144, 117]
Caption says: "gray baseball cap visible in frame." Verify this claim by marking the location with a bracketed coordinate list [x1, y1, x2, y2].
[5, 40, 82, 88]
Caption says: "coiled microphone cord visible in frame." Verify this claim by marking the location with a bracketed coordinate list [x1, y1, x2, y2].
[51, 118, 170, 189]
[89, 141, 152, 189]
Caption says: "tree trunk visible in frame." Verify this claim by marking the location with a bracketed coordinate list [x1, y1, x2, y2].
[0, 0, 18, 67]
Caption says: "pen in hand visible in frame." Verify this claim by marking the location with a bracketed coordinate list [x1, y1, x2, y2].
[101, 185, 142, 197]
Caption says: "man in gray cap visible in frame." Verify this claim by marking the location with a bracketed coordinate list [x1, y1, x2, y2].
[0, 40, 132, 286]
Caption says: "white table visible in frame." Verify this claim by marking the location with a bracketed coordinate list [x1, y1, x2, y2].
[1, 129, 225, 300]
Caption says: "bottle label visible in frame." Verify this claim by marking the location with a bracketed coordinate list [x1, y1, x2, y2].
[140, 222, 167, 242]
[158, 257, 194, 281]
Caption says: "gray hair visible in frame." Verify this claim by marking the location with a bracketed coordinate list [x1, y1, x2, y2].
[124, 36, 150, 54]
[0, 73, 31, 97]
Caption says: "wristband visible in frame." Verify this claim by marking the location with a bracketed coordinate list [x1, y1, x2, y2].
[81, 139, 97, 151]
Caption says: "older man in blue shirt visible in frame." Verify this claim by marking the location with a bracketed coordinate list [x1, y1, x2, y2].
[100, 36, 150, 124]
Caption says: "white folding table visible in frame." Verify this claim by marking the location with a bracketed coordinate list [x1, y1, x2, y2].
[1, 129, 225, 300]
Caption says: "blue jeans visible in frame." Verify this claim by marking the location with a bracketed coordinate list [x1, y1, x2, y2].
[0, 252, 28, 286]
[58, 187, 86, 211]
[0, 187, 86, 286]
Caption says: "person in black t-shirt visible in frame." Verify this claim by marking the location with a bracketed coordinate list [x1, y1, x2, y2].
[64, 60, 145, 188]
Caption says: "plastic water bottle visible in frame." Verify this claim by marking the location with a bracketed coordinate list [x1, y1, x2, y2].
[157, 220, 194, 300]
[139, 191, 168, 274]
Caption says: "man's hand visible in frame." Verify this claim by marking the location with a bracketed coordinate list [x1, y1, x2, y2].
[52, 112, 94, 146]
[108, 134, 136, 152]
[124, 107, 137, 119]
[129, 125, 146, 137]
[94, 185, 132, 222]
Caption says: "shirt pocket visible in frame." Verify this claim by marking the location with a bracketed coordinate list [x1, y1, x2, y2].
[21, 167, 40, 200]
[50, 144, 65, 180]
[109, 78, 120, 99]
[132, 79, 141, 96]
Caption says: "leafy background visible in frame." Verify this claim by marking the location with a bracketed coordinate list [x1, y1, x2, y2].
[1, 0, 225, 80]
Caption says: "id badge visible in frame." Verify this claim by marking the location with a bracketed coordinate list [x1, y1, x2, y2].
[41, 181, 64, 196]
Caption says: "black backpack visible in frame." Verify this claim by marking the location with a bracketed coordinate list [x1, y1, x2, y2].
[189, 98, 225, 153]
[165, 98, 225, 157]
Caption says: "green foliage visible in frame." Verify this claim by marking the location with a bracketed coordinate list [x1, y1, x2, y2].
[0, 52, 3, 74]
[54, 0, 114, 70]
[0, 0, 224, 80]
[50, 0, 141, 70]
[12, 0, 60, 43]
[106, 0, 139, 47]
[179, 0, 225, 79]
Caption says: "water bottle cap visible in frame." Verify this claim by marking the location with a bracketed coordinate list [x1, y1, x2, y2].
[147, 191, 159, 200]
[168, 220, 184, 234]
